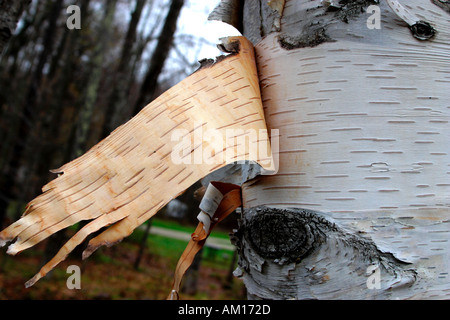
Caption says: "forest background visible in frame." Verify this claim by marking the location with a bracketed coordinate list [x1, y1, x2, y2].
[0, 0, 244, 300]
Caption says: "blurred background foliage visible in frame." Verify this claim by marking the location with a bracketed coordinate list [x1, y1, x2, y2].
[0, 0, 244, 300]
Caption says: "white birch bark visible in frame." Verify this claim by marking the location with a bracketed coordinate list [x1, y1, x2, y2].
[228, 0, 450, 299]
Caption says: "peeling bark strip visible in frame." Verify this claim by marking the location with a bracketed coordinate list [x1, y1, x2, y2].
[0, 37, 276, 287]
[241, 0, 450, 299]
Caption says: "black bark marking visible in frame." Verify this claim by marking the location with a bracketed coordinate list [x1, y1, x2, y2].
[245, 211, 323, 262]
[235, 206, 418, 299]
[333, 0, 380, 24]
[278, 28, 334, 50]
[244, 208, 333, 262]
[409, 21, 436, 41]
[277, 0, 379, 49]
[238, 206, 414, 269]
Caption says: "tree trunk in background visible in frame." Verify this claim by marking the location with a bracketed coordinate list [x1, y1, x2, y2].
[0, 0, 57, 227]
[102, 0, 147, 138]
[45, 0, 117, 264]
[40, 0, 94, 264]
[210, 0, 450, 299]
[18, 0, 66, 206]
[133, 0, 184, 115]
[46, 0, 91, 167]
[0, 2, 40, 173]
[0, 0, 30, 239]
[134, 219, 152, 270]
[71, 0, 117, 158]
[24, 0, 64, 126]
[0, 0, 30, 55]
[13, 0, 63, 199]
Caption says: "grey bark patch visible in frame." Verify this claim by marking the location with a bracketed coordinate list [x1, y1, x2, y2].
[235, 206, 418, 299]
[431, 0, 450, 14]
[274, 0, 379, 49]
[244, 208, 333, 262]
[333, 0, 380, 23]
[208, 0, 243, 32]
[242, 1, 278, 44]
[278, 28, 334, 49]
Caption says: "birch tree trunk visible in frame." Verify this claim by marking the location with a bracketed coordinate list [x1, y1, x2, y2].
[211, 0, 450, 299]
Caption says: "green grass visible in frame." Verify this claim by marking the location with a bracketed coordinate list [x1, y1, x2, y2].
[151, 218, 193, 233]
[0, 216, 242, 300]
[146, 233, 188, 261]
[128, 219, 236, 271]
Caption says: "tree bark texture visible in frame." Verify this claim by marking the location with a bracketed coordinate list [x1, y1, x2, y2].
[217, 0, 450, 299]
[0, 0, 30, 55]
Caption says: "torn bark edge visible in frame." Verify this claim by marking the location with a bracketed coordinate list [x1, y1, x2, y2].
[193, 37, 241, 73]
[82, 239, 121, 260]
